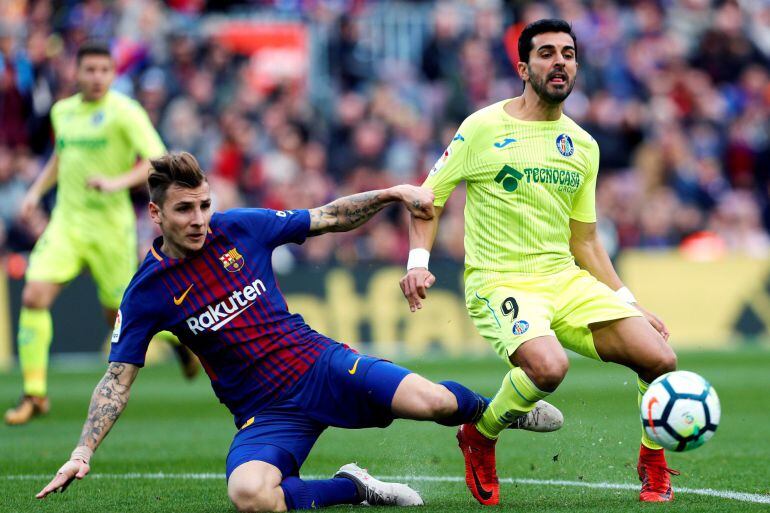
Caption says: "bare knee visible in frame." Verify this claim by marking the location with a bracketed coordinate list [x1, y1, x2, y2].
[228, 463, 285, 513]
[645, 342, 677, 380]
[512, 337, 569, 392]
[421, 383, 457, 417]
[228, 480, 284, 513]
[520, 353, 569, 392]
[22, 282, 58, 309]
[391, 373, 457, 419]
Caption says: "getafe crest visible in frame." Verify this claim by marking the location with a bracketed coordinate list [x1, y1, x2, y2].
[512, 319, 530, 335]
[220, 248, 245, 272]
[556, 133, 574, 157]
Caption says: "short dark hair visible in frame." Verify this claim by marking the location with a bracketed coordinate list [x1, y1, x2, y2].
[518, 19, 577, 64]
[76, 40, 112, 64]
[148, 152, 207, 206]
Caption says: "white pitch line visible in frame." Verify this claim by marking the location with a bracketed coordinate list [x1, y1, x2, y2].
[6, 473, 769, 504]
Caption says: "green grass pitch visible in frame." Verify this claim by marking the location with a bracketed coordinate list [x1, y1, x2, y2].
[2, 348, 769, 513]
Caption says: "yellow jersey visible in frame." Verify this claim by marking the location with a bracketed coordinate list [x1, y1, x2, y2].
[423, 99, 599, 277]
[50, 91, 165, 234]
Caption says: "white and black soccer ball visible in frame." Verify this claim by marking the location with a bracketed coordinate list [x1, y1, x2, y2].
[640, 370, 720, 452]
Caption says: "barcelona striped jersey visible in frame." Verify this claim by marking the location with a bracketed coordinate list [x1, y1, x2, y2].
[109, 208, 335, 427]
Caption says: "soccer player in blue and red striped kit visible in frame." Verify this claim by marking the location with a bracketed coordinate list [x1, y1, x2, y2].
[36, 152, 562, 511]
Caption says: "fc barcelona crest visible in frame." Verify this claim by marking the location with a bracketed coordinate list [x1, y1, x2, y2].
[220, 248, 245, 272]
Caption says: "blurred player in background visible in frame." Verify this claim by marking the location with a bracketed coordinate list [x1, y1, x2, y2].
[401, 19, 678, 505]
[4, 41, 198, 426]
[36, 153, 562, 511]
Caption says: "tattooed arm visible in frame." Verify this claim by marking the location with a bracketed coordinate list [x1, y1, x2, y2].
[36, 362, 139, 499]
[76, 362, 138, 449]
[308, 185, 435, 236]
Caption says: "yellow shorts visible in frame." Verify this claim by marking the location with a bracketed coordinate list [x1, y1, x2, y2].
[465, 265, 642, 364]
[26, 214, 137, 309]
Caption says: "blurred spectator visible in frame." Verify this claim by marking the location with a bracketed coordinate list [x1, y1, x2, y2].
[2, 0, 770, 265]
[420, 3, 462, 83]
[0, 146, 25, 230]
[708, 191, 770, 257]
[327, 14, 372, 93]
[0, 24, 33, 148]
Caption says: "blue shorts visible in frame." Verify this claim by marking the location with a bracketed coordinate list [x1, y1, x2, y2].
[226, 344, 411, 480]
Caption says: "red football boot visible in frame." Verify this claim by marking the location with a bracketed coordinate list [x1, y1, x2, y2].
[637, 444, 680, 502]
[457, 423, 499, 505]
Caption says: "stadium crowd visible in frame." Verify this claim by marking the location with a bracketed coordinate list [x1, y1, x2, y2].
[1, 0, 770, 268]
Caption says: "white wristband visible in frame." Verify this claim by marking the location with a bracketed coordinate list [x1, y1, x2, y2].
[615, 286, 637, 304]
[407, 248, 430, 270]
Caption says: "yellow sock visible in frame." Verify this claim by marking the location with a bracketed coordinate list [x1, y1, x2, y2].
[476, 367, 550, 439]
[638, 377, 663, 450]
[18, 308, 53, 397]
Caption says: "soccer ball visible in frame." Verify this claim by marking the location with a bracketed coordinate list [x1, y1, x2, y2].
[640, 370, 720, 452]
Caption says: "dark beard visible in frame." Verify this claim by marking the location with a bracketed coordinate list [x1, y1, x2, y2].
[528, 68, 575, 105]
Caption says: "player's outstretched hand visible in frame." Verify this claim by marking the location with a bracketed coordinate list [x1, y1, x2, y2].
[634, 303, 670, 342]
[393, 185, 435, 220]
[400, 268, 436, 312]
[36, 459, 90, 499]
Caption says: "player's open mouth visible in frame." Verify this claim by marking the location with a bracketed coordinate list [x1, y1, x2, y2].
[549, 74, 567, 84]
[188, 233, 204, 241]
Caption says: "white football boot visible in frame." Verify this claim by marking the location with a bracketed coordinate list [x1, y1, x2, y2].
[508, 400, 564, 432]
[335, 463, 424, 506]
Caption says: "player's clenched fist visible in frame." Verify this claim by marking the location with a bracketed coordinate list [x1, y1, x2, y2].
[36, 458, 90, 499]
[392, 185, 435, 220]
[86, 175, 121, 193]
[400, 268, 436, 312]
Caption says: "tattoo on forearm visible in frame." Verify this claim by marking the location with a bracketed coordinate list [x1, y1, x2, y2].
[77, 363, 133, 450]
[309, 191, 390, 234]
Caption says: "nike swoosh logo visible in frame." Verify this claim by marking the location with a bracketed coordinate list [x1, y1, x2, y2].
[494, 138, 517, 148]
[348, 357, 362, 375]
[647, 397, 659, 435]
[470, 456, 493, 501]
[173, 284, 194, 306]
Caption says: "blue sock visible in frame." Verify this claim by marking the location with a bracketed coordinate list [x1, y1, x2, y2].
[280, 476, 360, 510]
[436, 380, 489, 426]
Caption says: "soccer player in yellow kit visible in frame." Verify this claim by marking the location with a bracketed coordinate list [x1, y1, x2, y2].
[400, 20, 678, 505]
[5, 41, 196, 425]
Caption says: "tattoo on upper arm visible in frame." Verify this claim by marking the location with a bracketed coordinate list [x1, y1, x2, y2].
[309, 191, 388, 235]
[77, 362, 135, 449]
